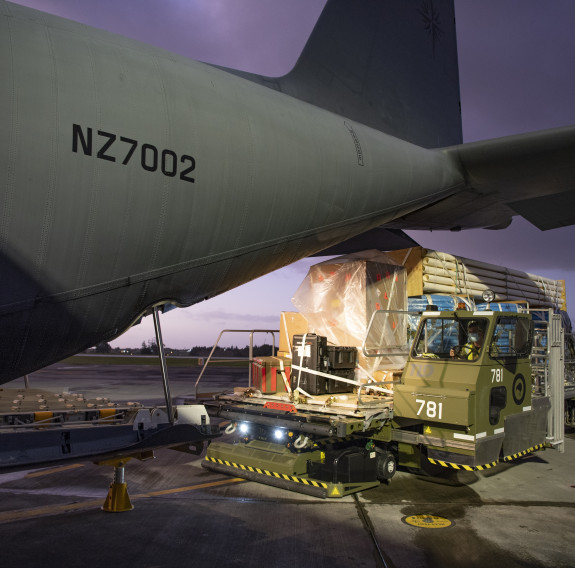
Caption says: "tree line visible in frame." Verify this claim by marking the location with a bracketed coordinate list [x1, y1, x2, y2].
[90, 340, 276, 357]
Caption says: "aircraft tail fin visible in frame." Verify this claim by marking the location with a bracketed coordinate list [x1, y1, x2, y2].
[278, 0, 462, 148]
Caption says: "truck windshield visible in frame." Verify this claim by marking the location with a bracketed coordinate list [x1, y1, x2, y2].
[489, 316, 532, 358]
[412, 317, 488, 361]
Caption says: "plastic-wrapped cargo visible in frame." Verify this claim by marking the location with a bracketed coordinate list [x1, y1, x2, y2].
[291, 250, 407, 376]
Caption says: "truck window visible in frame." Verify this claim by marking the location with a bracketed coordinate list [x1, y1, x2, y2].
[412, 318, 459, 359]
[412, 317, 488, 361]
[489, 316, 532, 358]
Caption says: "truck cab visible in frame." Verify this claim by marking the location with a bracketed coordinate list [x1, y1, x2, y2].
[394, 310, 548, 468]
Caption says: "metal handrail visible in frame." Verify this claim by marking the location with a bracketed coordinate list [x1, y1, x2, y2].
[194, 329, 279, 399]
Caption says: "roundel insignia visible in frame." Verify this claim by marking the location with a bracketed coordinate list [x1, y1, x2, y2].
[402, 515, 453, 529]
[512, 374, 526, 405]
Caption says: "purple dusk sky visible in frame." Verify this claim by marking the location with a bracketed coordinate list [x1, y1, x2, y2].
[9, 0, 575, 348]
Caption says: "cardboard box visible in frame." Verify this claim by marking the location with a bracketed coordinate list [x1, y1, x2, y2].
[278, 312, 309, 355]
[385, 247, 425, 297]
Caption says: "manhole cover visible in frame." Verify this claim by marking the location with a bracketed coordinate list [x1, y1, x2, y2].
[402, 514, 453, 528]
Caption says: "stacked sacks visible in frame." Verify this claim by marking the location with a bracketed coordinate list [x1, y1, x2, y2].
[421, 250, 565, 309]
[386, 247, 566, 310]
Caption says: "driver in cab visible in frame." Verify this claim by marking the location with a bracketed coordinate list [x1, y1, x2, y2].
[451, 321, 485, 361]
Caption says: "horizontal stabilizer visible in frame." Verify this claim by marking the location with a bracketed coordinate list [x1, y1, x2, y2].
[386, 125, 575, 232]
[509, 190, 575, 231]
[447, 125, 575, 231]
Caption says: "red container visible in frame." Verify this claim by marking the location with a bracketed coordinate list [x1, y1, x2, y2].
[252, 356, 291, 394]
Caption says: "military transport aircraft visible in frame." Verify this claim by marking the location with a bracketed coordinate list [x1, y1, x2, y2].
[1, 0, 574, 384]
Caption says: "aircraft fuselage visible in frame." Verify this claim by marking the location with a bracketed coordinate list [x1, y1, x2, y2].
[0, 2, 464, 382]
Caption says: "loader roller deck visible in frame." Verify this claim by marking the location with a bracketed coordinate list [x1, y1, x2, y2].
[204, 392, 394, 440]
[208, 390, 395, 416]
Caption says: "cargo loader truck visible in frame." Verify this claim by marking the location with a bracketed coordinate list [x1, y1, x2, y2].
[202, 305, 566, 498]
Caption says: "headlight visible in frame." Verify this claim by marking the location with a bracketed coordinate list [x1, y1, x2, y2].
[482, 289, 495, 303]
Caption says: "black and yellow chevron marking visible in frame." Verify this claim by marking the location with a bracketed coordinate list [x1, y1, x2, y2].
[503, 444, 544, 462]
[428, 443, 545, 470]
[205, 456, 328, 489]
[427, 458, 498, 471]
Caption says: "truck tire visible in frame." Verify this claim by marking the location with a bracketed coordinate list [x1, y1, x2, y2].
[376, 450, 397, 481]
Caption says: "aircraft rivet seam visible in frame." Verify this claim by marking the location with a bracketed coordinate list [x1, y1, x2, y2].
[502, 444, 544, 462]
[205, 456, 328, 488]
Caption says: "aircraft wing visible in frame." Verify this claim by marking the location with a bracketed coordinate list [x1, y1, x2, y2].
[384, 125, 575, 232]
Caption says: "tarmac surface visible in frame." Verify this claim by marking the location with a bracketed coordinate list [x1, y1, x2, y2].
[1, 360, 574, 568]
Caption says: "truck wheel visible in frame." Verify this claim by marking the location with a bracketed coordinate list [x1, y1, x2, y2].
[376, 450, 397, 480]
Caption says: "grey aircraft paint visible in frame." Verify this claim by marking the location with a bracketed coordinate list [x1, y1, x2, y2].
[0, 0, 574, 383]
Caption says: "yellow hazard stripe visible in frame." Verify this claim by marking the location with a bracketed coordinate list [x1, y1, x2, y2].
[475, 462, 498, 471]
[503, 444, 544, 462]
[428, 443, 545, 470]
[428, 458, 497, 471]
[205, 456, 328, 489]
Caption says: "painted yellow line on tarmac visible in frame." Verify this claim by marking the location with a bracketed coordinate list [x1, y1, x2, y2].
[26, 464, 85, 478]
[0, 499, 106, 524]
[0, 477, 245, 524]
[133, 477, 245, 498]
